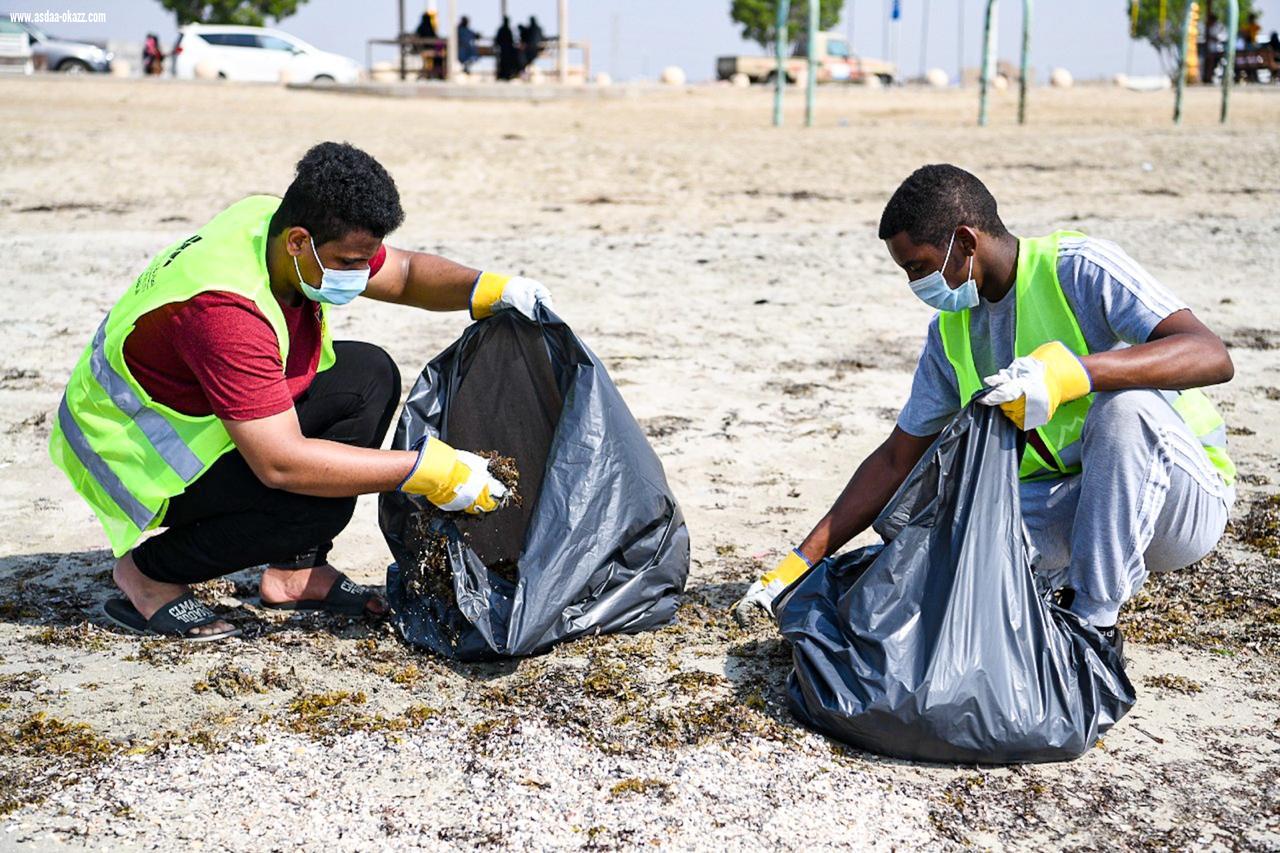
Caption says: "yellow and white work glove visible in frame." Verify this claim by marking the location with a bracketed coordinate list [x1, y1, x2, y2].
[979, 341, 1092, 431]
[734, 549, 813, 619]
[470, 272, 554, 321]
[399, 437, 507, 515]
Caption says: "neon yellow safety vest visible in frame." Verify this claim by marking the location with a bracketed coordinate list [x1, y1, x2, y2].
[938, 231, 1235, 486]
[49, 195, 337, 557]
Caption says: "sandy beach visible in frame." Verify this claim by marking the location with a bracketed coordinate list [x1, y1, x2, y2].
[1, 75, 1278, 850]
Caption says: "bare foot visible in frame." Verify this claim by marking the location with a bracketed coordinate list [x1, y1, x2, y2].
[112, 552, 236, 638]
[258, 564, 388, 616]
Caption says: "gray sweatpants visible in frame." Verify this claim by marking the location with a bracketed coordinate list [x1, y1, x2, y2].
[1020, 389, 1233, 627]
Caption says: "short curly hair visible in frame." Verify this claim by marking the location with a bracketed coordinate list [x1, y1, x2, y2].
[269, 141, 404, 246]
[877, 164, 1008, 248]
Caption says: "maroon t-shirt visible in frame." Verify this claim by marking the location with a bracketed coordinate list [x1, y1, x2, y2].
[122, 245, 387, 421]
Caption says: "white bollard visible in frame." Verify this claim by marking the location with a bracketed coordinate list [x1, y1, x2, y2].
[925, 68, 950, 88]
[660, 65, 686, 86]
[730, 71, 751, 88]
[109, 59, 130, 77]
[1049, 67, 1074, 88]
[194, 61, 219, 80]
[595, 71, 612, 87]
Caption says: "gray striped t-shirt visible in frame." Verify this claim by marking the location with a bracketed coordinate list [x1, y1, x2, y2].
[896, 235, 1189, 438]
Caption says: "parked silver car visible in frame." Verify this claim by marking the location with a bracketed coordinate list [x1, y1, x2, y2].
[14, 20, 112, 72]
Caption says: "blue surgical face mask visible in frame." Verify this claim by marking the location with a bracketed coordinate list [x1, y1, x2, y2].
[909, 230, 979, 312]
[295, 238, 370, 306]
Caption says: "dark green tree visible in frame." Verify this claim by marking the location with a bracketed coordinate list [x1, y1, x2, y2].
[158, 0, 306, 28]
[730, 0, 845, 50]
[1129, 0, 1257, 76]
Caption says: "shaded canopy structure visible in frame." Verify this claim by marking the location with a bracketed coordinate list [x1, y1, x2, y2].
[393, 0, 572, 82]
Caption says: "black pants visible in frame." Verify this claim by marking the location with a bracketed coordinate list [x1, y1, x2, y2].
[133, 341, 401, 585]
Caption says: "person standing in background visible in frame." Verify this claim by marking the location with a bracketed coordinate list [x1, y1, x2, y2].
[142, 33, 165, 76]
[142, 33, 163, 75]
[1207, 17, 1228, 82]
[495, 16, 518, 81]
[457, 15, 479, 73]
[1241, 12, 1262, 48]
[414, 10, 441, 80]
[522, 15, 544, 75]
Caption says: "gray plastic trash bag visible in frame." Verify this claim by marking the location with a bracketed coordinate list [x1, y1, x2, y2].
[379, 307, 690, 661]
[777, 401, 1135, 764]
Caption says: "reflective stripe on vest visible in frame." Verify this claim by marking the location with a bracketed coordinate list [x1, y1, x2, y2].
[1163, 389, 1237, 486]
[59, 315, 213, 531]
[56, 396, 155, 532]
[88, 318, 204, 482]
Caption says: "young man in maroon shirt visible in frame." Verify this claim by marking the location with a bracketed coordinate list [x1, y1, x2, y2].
[77, 142, 552, 640]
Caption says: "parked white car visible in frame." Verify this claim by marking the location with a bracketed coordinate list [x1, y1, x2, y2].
[174, 24, 361, 83]
[0, 19, 33, 75]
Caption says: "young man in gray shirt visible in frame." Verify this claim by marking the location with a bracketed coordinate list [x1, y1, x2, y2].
[739, 164, 1236, 648]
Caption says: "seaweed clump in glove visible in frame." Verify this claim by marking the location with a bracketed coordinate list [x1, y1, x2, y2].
[402, 452, 521, 601]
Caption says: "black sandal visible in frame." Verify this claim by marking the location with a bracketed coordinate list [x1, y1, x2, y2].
[104, 592, 241, 642]
[260, 573, 384, 617]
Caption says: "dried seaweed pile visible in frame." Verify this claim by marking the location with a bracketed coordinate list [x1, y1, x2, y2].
[192, 664, 300, 699]
[1236, 493, 1280, 558]
[1122, 492, 1280, 655]
[402, 451, 521, 601]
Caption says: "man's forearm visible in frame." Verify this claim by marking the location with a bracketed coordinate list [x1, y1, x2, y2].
[1082, 335, 1232, 392]
[367, 247, 480, 311]
[258, 440, 418, 497]
[397, 252, 479, 311]
[795, 435, 924, 564]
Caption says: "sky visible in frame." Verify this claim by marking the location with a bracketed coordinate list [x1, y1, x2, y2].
[12, 0, 1280, 82]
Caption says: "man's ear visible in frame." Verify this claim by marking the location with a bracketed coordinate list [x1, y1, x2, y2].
[285, 226, 311, 258]
[954, 225, 980, 258]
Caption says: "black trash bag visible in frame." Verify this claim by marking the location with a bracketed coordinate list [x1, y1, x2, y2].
[379, 307, 690, 661]
[777, 401, 1135, 764]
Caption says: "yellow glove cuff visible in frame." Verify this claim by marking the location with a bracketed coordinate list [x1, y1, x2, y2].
[470, 271, 511, 320]
[1031, 341, 1092, 410]
[761, 551, 811, 587]
[403, 437, 467, 505]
